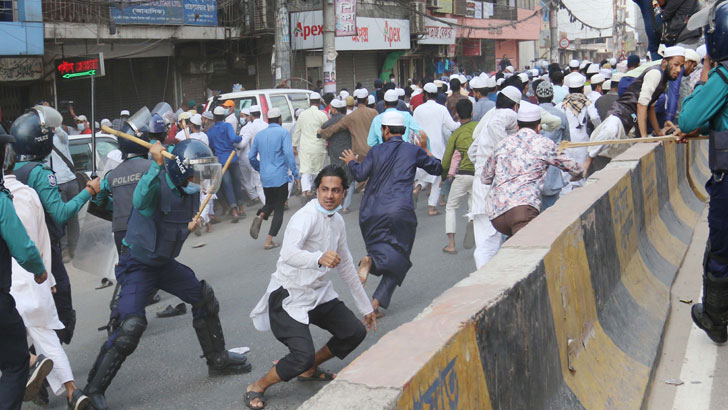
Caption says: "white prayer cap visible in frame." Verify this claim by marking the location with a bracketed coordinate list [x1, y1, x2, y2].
[611, 72, 624, 83]
[697, 44, 707, 59]
[449, 73, 460, 80]
[530, 68, 539, 77]
[599, 68, 612, 79]
[120, 110, 130, 116]
[367, 95, 375, 105]
[213, 106, 226, 116]
[339, 90, 349, 99]
[354, 88, 369, 99]
[663, 46, 686, 58]
[381, 110, 405, 127]
[590, 73, 606, 85]
[458, 74, 467, 84]
[609, 58, 617, 66]
[384, 89, 399, 102]
[500, 86, 522, 104]
[485, 76, 497, 88]
[587, 63, 600, 74]
[565, 72, 586, 88]
[517, 102, 541, 122]
[309, 92, 322, 100]
[202, 111, 214, 120]
[241, 108, 251, 116]
[250, 104, 261, 113]
[101, 118, 112, 127]
[434, 79, 445, 87]
[496, 78, 505, 87]
[685, 49, 700, 63]
[518, 73, 529, 83]
[469, 77, 482, 89]
[604, 80, 612, 90]
[423, 82, 438, 93]
[178, 111, 192, 121]
[76, 115, 88, 122]
[190, 114, 202, 126]
[330, 98, 345, 109]
[505, 65, 515, 73]
[479, 72, 489, 80]
[579, 61, 588, 70]
[569, 59, 580, 68]
[267, 107, 282, 119]
[396, 88, 406, 96]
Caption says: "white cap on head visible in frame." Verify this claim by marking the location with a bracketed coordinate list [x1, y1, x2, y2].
[330, 98, 345, 109]
[697, 44, 707, 59]
[611, 72, 624, 83]
[339, 90, 349, 99]
[590, 73, 606, 85]
[354, 88, 369, 99]
[500, 86, 522, 104]
[587, 64, 600, 74]
[101, 118, 112, 127]
[565, 72, 586, 88]
[609, 58, 617, 66]
[485, 76, 497, 88]
[505, 65, 515, 73]
[190, 113, 202, 126]
[599, 68, 612, 79]
[241, 108, 251, 116]
[685, 49, 700, 63]
[384, 89, 399, 102]
[579, 61, 588, 70]
[120, 110, 130, 116]
[531, 68, 540, 77]
[518, 73, 529, 83]
[367, 95, 375, 104]
[517, 101, 541, 122]
[381, 110, 405, 127]
[309, 92, 322, 100]
[250, 104, 261, 113]
[178, 112, 192, 121]
[663, 46, 686, 58]
[469, 77, 482, 89]
[569, 59, 580, 68]
[449, 73, 460, 80]
[396, 88, 406, 96]
[604, 80, 612, 90]
[267, 107, 282, 119]
[433, 79, 444, 87]
[76, 115, 88, 122]
[423, 82, 438, 94]
[458, 74, 467, 84]
[202, 111, 214, 120]
[213, 106, 226, 116]
[496, 78, 505, 87]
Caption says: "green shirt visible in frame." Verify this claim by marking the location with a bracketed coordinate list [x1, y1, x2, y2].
[0, 190, 45, 276]
[13, 162, 90, 225]
[441, 121, 477, 179]
[679, 65, 728, 135]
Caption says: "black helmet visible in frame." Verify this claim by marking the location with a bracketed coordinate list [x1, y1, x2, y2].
[10, 105, 63, 162]
[0, 133, 15, 185]
[165, 139, 221, 189]
[119, 107, 151, 157]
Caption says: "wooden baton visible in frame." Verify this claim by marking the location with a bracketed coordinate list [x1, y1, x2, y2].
[558, 135, 709, 152]
[181, 119, 191, 140]
[101, 125, 176, 160]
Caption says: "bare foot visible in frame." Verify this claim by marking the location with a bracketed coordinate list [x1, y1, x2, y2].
[358, 256, 372, 285]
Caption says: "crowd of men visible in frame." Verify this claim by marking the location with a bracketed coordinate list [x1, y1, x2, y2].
[2, 2, 728, 409]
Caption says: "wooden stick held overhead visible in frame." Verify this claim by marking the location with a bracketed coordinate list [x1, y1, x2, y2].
[181, 119, 191, 140]
[101, 125, 176, 160]
[194, 151, 236, 222]
[557, 135, 709, 152]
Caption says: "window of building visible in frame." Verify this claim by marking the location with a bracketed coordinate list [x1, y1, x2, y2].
[0, 0, 16, 22]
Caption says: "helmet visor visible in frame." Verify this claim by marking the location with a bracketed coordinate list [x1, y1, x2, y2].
[188, 157, 222, 195]
[125, 107, 152, 137]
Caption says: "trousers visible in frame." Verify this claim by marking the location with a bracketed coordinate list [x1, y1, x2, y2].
[26, 326, 74, 396]
[238, 152, 260, 201]
[268, 287, 366, 382]
[707, 176, 728, 277]
[491, 205, 540, 237]
[0, 293, 29, 410]
[221, 163, 246, 208]
[58, 180, 80, 255]
[445, 175, 473, 234]
[473, 214, 505, 269]
[50, 239, 74, 340]
[258, 183, 289, 237]
[372, 274, 399, 309]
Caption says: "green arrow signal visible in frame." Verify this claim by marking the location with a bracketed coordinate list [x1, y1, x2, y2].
[62, 70, 96, 79]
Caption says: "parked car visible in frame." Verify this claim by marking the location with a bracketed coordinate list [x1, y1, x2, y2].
[68, 133, 119, 176]
[205, 89, 314, 132]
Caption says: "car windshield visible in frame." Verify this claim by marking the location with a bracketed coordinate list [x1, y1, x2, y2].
[289, 93, 309, 113]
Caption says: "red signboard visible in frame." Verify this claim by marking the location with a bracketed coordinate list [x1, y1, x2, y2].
[462, 39, 481, 56]
[56, 54, 106, 80]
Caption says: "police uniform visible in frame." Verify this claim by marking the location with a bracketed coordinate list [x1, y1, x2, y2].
[0, 135, 47, 409]
[679, 0, 728, 344]
[83, 140, 251, 410]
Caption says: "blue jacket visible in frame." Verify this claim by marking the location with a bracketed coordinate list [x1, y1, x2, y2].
[249, 123, 299, 188]
[207, 121, 241, 164]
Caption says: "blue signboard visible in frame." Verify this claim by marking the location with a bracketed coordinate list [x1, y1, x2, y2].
[110, 0, 218, 26]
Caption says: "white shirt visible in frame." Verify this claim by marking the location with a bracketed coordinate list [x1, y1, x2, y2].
[6, 175, 63, 330]
[250, 200, 372, 331]
[225, 113, 239, 133]
[175, 128, 188, 141]
[468, 108, 518, 216]
[174, 130, 209, 146]
[238, 118, 268, 153]
[412, 100, 460, 159]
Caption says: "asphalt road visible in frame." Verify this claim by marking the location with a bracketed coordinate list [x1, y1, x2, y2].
[24, 193, 477, 410]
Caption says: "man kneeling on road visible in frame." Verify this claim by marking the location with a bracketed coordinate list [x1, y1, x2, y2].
[483, 102, 584, 236]
[247, 165, 377, 410]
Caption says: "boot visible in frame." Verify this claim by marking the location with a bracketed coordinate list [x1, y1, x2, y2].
[691, 271, 728, 344]
[83, 346, 126, 410]
[193, 314, 252, 377]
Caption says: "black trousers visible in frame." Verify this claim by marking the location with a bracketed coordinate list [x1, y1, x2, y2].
[268, 287, 366, 382]
[258, 183, 288, 237]
[0, 293, 29, 410]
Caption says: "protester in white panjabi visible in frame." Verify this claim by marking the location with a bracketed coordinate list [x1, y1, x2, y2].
[239, 105, 268, 204]
[293, 92, 329, 200]
[412, 82, 460, 216]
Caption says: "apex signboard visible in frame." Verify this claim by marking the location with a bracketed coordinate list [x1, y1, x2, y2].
[291, 12, 410, 51]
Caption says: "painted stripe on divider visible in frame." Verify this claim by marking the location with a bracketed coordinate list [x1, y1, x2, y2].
[663, 144, 701, 228]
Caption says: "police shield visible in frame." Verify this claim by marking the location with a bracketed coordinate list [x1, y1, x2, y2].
[151, 102, 173, 119]
[123, 106, 152, 137]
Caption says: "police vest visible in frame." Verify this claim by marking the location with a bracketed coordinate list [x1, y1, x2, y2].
[124, 169, 198, 266]
[709, 62, 728, 172]
[609, 66, 669, 136]
[107, 157, 152, 233]
[15, 162, 64, 242]
[0, 190, 12, 290]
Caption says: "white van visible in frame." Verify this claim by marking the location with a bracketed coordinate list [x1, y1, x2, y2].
[204, 89, 314, 132]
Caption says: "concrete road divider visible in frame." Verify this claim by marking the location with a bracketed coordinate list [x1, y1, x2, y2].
[300, 141, 708, 410]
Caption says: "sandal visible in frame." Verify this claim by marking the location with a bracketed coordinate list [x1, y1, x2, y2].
[297, 368, 335, 382]
[264, 242, 280, 250]
[442, 246, 457, 255]
[95, 278, 114, 290]
[244, 390, 266, 410]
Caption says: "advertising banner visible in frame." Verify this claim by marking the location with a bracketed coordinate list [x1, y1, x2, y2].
[291, 12, 410, 51]
[110, 0, 218, 26]
[335, 0, 357, 37]
[418, 17, 456, 45]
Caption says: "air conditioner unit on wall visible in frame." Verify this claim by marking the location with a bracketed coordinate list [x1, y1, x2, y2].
[411, 2, 426, 35]
[427, 0, 441, 10]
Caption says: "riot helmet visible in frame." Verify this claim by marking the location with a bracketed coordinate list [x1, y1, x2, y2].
[119, 107, 151, 157]
[0, 133, 15, 185]
[165, 139, 221, 194]
[689, 0, 728, 61]
[10, 105, 63, 162]
[148, 113, 167, 141]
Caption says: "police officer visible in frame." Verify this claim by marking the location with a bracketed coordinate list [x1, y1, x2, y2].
[10, 105, 100, 345]
[0, 131, 49, 410]
[83, 139, 251, 410]
[679, 1, 728, 344]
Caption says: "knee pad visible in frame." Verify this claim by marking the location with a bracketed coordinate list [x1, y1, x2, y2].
[112, 316, 147, 356]
[193, 280, 220, 316]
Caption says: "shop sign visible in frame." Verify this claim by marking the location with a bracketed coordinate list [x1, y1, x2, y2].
[419, 18, 456, 45]
[291, 11, 410, 51]
[462, 39, 481, 56]
[335, 0, 357, 37]
[0, 57, 43, 82]
[56, 54, 106, 81]
[110, 0, 218, 26]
